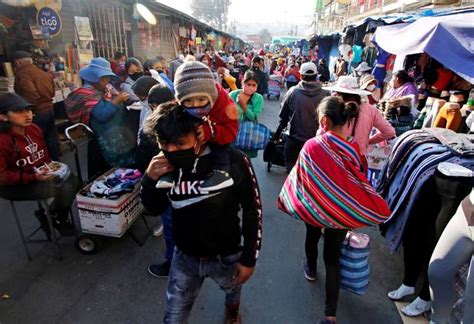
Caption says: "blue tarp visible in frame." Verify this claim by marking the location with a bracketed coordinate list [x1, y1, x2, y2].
[372, 12, 474, 84]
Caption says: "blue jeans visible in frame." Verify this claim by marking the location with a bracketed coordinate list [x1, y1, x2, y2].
[34, 110, 60, 161]
[164, 249, 242, 323]
[162, 206, 175, 261]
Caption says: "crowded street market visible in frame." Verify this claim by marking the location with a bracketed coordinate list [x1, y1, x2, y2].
[0, 0, 473, 323]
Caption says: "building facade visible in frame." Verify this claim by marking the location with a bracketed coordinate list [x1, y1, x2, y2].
[0, 0, 245, 78]
[314, 0, 474, 34]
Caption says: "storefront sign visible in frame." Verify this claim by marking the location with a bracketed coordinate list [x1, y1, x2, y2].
[36, 7, 62, 37]
[74, 16, 93, 41]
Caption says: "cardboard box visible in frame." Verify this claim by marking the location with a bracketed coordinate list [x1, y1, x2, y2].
[76, 170, 144, 237]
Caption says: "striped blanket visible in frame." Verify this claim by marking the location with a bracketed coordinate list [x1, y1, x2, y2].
[64, 87, 103, 125]
[278, 132, 391, 229]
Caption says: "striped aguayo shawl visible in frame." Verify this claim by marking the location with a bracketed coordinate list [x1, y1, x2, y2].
[278, 132, 391, 229]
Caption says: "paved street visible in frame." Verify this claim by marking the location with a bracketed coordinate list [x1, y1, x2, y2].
[0, 95, 405, 324]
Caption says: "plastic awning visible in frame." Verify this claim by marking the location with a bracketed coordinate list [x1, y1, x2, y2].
[372, 12, 474, 83]
[353, 7, 474, 28]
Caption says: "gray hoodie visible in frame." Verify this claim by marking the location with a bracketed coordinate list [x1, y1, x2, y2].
[278, 81, 329, 142]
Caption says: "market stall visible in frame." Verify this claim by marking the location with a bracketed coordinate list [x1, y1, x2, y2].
[372, 11, 474, 84]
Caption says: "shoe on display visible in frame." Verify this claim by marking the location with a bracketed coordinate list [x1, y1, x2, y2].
[152, 224, 164, 237]
[156, 174, 174, 189]
[225, 306, 241, 324]
[401, 297, 432, 317]
[387, 283, 415, 300]
[200, 170, 234, 192]
[147, 260, 171, 278]
[302, 260, 316, 282]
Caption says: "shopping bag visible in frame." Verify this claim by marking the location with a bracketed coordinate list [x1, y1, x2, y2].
[234, 120, 271, 151]
[366, 141, 393, 171]
[340, 231, 370, 296]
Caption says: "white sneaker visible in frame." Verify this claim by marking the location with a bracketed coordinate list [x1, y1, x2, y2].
[152, 224, 163, 237]
[401, 297, 431, 317]
[155, 177, 174, 189]
[388, 284, 415, 300]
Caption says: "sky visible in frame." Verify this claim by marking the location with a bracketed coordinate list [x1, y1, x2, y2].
[155, 0, 315, 25]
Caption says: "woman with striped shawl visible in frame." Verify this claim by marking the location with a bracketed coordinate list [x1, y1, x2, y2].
[278, 97, 391, 324]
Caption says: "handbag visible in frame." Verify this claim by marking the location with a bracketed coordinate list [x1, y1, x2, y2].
[340, 231, 370, 296]
[234, 119, 271, 151]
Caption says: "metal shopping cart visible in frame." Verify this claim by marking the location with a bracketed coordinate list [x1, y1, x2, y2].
[65, 123, 151, 254]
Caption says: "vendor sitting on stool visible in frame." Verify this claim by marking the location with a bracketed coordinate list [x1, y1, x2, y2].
[0, 94, 81, 236]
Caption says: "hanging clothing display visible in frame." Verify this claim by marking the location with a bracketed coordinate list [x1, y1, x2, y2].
[362, 47, 377, 68]
[353, 24, 367, 46]
[377, 128, 474, 252]
[372, 47, 392, 87]
[352, 45, 363, 66]
[339, 44, 352, 62]
[341, 26, 355, 45]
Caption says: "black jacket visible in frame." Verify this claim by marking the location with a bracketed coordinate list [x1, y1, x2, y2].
[140, 148, 262, 267]
[135, 130, 159, 173]
[253, 69, 268, 95]
[318, 64, 330, 83]
[278, 81, 329, 142]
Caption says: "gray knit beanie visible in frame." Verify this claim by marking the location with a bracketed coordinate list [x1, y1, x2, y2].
[174, 61, 218, 106]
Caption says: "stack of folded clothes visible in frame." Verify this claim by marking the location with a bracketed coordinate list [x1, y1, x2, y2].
[80, 169, 142, 200]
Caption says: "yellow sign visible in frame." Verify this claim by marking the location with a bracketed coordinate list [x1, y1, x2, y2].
[34, 0, 61, 11]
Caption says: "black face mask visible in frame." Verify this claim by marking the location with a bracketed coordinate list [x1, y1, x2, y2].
[130, 72, 143, 81]
[162, 142, 200, 171]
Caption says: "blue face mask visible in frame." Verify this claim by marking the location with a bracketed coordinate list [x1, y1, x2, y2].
[184, 103, 212, 119]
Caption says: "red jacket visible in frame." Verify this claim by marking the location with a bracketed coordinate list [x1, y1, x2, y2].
[285, 67, 301, 80]
[202, 83, 239, 145]
[0, 124, 51, 186]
